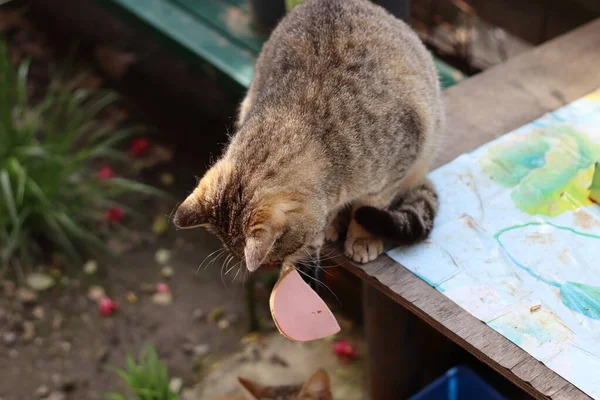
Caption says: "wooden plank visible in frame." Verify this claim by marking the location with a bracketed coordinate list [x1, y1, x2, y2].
[439, 18, 600, 169]
[173, 0, 268, 53]
[329, 18, 600, 400]
[530, 370, 569, 397]
[553, 385, 594, 400]
[510, 357, 547, 384]
[103, 0, 257, 88]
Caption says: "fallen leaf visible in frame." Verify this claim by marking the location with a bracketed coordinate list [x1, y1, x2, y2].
[155, 249, 171, 265]
[160, 266, 174, 279]
[26, 273, 55, 292]
[126, 292, 138, 304]
[140, 282, 155, 294]
[52, 314, 64, 330]
[83, 260, 98, 275]
[2, 280, 16, 297]
[217, 319, 230, 330]
[152, 291, 173, 305]
[32, 306, 45, 320]
[530, 305, 542, 312]
[192, 308, 205, 320]
[21, 321, 35, 342]
[107, 238, 134, 255]
[159, 172, 175, 186]
[87, 285, 106, 302]
[241, 332, 260, 345]
[192, 344, 210, 357]
[152, 215, 169, 235]
[169, 377, 183, 394]
[95, 46, 137, 80]
[207, 307, 225, 323]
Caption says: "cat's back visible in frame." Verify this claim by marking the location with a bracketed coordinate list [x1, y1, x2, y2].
[255, 0, 439, 98]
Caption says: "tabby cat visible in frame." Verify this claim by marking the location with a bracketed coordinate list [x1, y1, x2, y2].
[215, 369, 333, 400]
[174, 0, 443, 269]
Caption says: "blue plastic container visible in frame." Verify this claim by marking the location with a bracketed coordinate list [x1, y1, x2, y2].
[410, 366, 505, 400]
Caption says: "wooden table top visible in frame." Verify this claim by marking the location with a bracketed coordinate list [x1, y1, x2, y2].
[327, 18, 600, 400]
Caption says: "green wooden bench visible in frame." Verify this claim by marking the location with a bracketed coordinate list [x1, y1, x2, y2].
[96, 0, 465, 94]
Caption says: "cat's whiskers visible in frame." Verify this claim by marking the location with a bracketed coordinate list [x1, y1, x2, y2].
[300, 248, 335, 276]
[224, 256, 239, 276]
[233, 262, 243, 282]
[197, 248, 225, 275]
[220, 252, 237, 287]
[295, 265, 341, 304]
[208, 249, 227, 270]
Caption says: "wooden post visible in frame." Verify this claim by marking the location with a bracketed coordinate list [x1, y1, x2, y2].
[363, 282, 459, 399]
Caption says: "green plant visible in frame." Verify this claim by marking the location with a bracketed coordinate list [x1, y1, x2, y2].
[108, 344, 178, 400]
[0, 41, 163, 276]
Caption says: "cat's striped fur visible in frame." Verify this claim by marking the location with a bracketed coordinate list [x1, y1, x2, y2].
[174, 0, 443, 268]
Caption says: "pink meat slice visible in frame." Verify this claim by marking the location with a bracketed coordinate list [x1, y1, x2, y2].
[270, 269, 340, 341]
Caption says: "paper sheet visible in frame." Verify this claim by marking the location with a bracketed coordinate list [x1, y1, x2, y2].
[388, 89, 600, 398]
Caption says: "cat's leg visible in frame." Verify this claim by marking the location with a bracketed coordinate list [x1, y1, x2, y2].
[324, 205, 352, 243]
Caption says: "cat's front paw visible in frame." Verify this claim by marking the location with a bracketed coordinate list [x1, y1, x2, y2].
[344, 235, 384, 263]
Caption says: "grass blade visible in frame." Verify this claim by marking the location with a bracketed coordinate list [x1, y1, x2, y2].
[0, 169, 19, 226]
[109, 178, 168, 198]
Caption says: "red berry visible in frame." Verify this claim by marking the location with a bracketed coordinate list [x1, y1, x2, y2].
[156, 283, 169, 293]
[97, 164, 115, 180]
[98, 296, 119, 316]
[105, 207, 124, 222]
[129, 137, 151, 157]
[333, 339, 358, 362]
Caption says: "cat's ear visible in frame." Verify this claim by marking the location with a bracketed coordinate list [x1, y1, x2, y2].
[237, 377, 266, 400]
[173, 190, 208, 229]
[298, 369, 332, 399]
[244, 230, 277, 272]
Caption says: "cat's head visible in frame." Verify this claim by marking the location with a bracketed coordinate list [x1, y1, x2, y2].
[236, 369, 332, 400]
[173, 158, 325, 271]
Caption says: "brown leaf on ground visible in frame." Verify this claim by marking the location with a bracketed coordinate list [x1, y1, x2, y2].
[94, 46, 137, 80]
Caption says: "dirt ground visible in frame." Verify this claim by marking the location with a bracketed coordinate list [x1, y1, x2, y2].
[0, 6, 365, 399]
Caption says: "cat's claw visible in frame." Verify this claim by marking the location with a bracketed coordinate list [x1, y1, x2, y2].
[344, 235, 384, 264]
